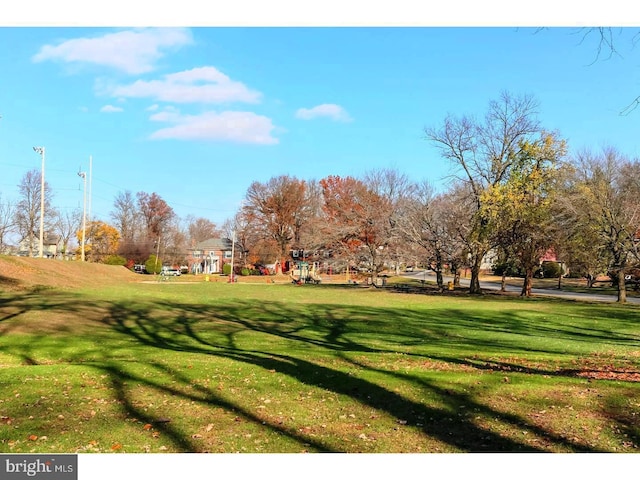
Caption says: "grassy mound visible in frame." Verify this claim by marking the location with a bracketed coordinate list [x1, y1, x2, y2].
[0, 255, 137, 292]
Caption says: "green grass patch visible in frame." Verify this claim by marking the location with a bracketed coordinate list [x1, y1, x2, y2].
[1, 281, 639, 453]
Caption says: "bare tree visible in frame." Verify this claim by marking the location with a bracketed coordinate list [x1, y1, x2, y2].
[161, 217, 188, 267]
[0, 194, 16, 252]
[295, 179, 327, 256]
[425, 91, 541, 293]
[111, 191, 139, 244]
[577, 28, 640, 115]
[364, 168, 415, 273]
[53, 208, 81, 258]
[14, 169, 55, 256]
[400, 182, 467, 290]
[186, 216, 221, 245]
[111, 190, 149, 263]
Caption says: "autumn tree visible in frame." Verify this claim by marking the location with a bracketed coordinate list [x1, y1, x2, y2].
[244, 175, 308, 270]
[14, 169, 55, 256]
[78, 220, 121, 262]
[551, 163, 607, 287]
[566, 148, 640, 303]
[137, 191, 175, 241]
[320, 175, 394, 280]
[425, 91, 541, 293]
[481, 132, 567, 296]
[218, 202, 277, 269]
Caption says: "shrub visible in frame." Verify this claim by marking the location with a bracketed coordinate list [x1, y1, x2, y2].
[541, 261, 561, 278]
[145, 255, 162, 275]
[241, 267, 251, 276]
[222, 263, 232, 275]
[492, 261, 523, 277]
[104, 255, 127, 266]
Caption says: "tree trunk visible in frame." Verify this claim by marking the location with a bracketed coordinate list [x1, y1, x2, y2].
[435, 254, 444, 291]
[468, 255, 482, 294]
[521, 269, 533, 297]
[617, 270, 627, 304]
[501, 271, 507, 292]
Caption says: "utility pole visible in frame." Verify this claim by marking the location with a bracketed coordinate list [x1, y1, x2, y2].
[78, 170, 87, 261]
[88, 155, 92, 223]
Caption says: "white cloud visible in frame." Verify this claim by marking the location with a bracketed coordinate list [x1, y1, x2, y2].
[100, 104, 124, 113]
[149, 110, 278, 145]
[32, 28, 193, 75]
[149, 107, 180, 122]
[295, 103, 352, 122]
[108, 66, 262, 104]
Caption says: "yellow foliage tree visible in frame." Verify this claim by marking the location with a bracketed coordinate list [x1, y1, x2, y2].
[481, 132, 567, 296]
[77, 220, 121, 262]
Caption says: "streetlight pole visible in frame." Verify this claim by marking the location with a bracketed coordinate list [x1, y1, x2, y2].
[88, 155, 92, 223]
[78, 170, 87, 261]
[33, 146, 45, 258]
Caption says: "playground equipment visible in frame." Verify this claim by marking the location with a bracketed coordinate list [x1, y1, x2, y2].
[290, 261, 322, 285]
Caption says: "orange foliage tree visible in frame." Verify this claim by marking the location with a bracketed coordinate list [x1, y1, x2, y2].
[320, 175, 393, 280]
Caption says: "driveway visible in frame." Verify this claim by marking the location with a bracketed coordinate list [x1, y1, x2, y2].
[402, 270, 640, 305]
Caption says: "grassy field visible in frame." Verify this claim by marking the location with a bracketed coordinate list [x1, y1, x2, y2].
[0, 258, 639, 453]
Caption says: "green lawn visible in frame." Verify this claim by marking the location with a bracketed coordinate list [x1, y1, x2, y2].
[1, 280, 639, 453]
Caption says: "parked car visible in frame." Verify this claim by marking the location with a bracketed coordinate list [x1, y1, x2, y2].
[161, 267, 181, 276]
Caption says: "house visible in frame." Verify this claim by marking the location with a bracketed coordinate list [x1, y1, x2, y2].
[187, 237, 233, 274]
[17, 234, 61, 258]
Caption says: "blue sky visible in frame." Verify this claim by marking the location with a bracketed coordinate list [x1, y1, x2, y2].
[1, 21, 640, 230]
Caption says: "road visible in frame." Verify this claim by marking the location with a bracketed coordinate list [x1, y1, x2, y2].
[402, 270, 640, 305]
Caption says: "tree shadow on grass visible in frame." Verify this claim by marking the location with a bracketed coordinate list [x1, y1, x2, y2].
[94, 359, 337, 453]
[2, 290, 638, 452]
[99, 298, 629, 452]
[104, 307, 541, 452]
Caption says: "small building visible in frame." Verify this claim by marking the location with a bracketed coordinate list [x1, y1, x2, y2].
[17, 234, 61, 258]
[187, 237, 233, 274]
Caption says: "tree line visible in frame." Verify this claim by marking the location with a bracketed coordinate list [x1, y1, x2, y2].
[1, 92, 639, 302]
